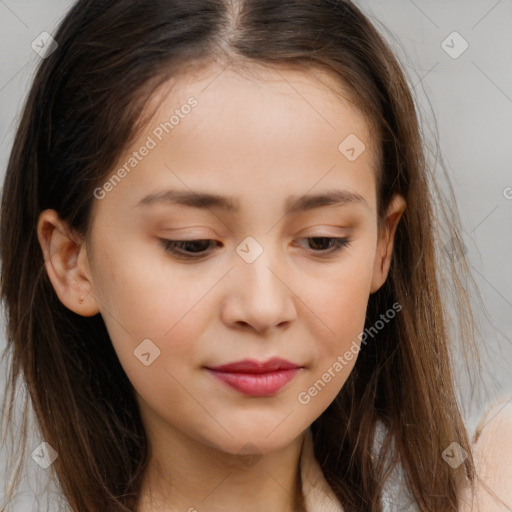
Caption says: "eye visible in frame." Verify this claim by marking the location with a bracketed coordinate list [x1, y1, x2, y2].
[159, 239, 219, 259]
[296, 236, 351, 254]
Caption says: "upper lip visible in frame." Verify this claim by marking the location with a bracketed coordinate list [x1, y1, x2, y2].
[206, 357, 301, 373]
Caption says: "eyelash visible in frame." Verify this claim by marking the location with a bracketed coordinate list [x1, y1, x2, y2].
[159, 237, 351, 259]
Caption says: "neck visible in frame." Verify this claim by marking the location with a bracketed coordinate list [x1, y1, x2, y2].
[137, 420, 308, 512]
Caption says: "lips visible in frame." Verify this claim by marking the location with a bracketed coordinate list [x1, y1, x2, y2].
[208, 357, 300, 373]
[205, 358, 302, 396]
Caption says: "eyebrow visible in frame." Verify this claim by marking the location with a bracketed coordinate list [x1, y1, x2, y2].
[135, 188, 368, 214]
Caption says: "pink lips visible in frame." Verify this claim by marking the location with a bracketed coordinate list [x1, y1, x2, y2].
[205, 358, 301, 397]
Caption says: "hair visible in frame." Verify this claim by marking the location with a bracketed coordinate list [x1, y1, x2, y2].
[0, 1, 483, 511]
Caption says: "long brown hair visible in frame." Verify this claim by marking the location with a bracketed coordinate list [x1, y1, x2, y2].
[1, 1, 482, 511]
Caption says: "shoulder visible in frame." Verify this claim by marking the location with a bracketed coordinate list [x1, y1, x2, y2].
[460, 396, 512, 512]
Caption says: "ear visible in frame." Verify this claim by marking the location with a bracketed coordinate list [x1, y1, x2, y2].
[370, 194, 407, 294]
[36, 209, 99, 316]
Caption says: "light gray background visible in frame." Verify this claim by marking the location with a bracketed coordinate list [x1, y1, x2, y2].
[0, 1, 511, 510]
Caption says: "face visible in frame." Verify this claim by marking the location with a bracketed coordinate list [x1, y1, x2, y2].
[39, 62, 405, 457]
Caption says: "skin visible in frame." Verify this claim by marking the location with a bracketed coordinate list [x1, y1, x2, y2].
[37, 61, 408, 511]
[461, 400, 512, 512]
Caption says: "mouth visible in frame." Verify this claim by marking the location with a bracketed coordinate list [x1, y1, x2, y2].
[205, 358, 303, 397]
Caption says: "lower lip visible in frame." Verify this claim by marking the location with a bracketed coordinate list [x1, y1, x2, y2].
[206, 368, 300, 396]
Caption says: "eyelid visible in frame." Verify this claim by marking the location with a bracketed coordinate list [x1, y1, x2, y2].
[158, 227, 218, 237]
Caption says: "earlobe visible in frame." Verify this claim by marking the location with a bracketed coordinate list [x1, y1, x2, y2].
[370, 194, 407, 294]
[37, 209, 99, 317]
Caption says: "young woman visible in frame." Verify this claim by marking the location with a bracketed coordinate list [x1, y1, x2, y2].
[1, 1, 511, 511]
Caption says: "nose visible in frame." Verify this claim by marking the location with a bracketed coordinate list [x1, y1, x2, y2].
[220, 245, 298, 335]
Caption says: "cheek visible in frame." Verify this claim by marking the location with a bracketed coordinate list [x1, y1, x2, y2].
[306, 245, 375, 350]
[295, 245, 375, 411]
[88, 237, 211, 376]
[325, 275, 370, 351]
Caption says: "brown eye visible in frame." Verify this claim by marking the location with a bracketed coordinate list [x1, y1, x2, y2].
[298, 237, 351, 253]
[159, 239, 219, 258]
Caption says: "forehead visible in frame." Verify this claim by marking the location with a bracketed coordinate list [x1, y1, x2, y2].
[143, 60, 378, 159]
[155, 60, 357, 104]
[90, 61, 379, 224]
